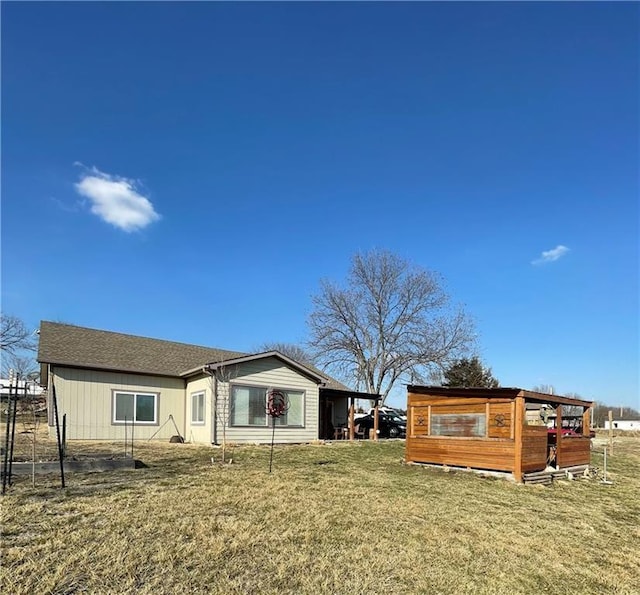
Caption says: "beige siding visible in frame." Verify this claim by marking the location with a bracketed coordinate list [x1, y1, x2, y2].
[214, 357, 320, 444]
[49, 357, 322, 444]
[185, 376, 212, 444]
[50, 367, 186, 441]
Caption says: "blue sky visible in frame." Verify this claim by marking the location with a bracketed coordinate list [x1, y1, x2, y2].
[2, 2, 638, 408]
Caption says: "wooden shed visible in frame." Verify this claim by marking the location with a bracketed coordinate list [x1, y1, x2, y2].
[405, 386, 593, 483]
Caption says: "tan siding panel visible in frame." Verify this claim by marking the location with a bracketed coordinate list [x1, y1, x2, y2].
[50, 367, 185, 441]
[185, 376, 212, 444]
[215, 357, 320, 444]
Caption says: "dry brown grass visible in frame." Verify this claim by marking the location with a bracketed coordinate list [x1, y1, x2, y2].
[2, 435, 639, 594]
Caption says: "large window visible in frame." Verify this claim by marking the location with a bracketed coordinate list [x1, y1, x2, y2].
[191, 391, 205, 424]
[230, 385, 304, 427]
[113, 391, 158, 424]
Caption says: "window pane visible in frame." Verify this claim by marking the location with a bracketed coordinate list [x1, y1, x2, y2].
[192, 392, 204, 423]
[231, 386, 250, 425]
[115, 393, 134, 422]
[249, 387, 266, 425]
[231, 386, 266, 426]
[136, 394, 156, 422]
[287, 391, 303, 426]
[274, 391, 304, 426]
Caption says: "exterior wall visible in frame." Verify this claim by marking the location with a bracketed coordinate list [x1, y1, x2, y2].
[406, 393, 517, 473]
[213, 356, 320, 444]
[604, 420, 640, 431]
[407, 436, 516, 471]
[47, 357, 322, 444]
[556, 437, 591, 468]
[185, 375, 212, 444]
[521, 425, 548, 473]
[49, 366, 186, 441]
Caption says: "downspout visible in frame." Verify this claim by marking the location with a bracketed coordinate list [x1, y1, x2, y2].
[203, 365, 218, 445]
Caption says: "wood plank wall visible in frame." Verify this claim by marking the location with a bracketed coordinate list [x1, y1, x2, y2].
[521, 425, 548, 473]
[406, 394, 516, 472]
[557, 437, 591, 468]
[406, 436, 516, 472]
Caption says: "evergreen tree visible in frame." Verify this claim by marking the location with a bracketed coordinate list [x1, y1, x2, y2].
[442, 356, 499, 388]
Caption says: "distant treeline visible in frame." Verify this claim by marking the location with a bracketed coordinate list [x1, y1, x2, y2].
[592, 404, 640, 427]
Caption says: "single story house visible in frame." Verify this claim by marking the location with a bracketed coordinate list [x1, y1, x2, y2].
[604, 419, 640, 431]
[405, 385, 594, 482]
[37, 321, 378, 444]
[1, 378, 45, 402]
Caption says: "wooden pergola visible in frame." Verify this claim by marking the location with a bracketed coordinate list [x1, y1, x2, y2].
[405, 386, 593, 482]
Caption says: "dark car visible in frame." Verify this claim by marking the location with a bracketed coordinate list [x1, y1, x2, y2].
[355, 412, 406, 439]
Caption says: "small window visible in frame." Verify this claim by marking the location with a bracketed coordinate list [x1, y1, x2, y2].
[191, 391, 205, 424]
[113, 391, 158, 424]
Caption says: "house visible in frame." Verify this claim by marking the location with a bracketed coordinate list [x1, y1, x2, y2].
[604, 419, 640, 431]
[0, 378, 44, 402]
[37, 321, 378, 444]
[405, 385, 593, 482]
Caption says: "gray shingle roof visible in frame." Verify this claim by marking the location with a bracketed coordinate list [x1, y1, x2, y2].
[37, 321, 349, 390]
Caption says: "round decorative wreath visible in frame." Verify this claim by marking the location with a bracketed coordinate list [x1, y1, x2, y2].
[267, 390, 288, 418]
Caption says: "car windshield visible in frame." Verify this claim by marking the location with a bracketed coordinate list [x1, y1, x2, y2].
[383, 414, 404, 424]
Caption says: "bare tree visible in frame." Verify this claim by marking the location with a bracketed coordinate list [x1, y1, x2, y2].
[532, 386, 586, 418]
[204, 360, 240, 464]
[256, 342, 316, 366]
[1, 315, 36, 356]
[1, 353, 39, 380]
[308, 250, 475, 403]
[531, 384, 556, 395]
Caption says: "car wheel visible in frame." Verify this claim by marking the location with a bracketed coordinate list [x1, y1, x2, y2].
[389, 427, 399, 438]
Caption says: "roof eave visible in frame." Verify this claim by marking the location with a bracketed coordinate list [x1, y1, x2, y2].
[180, 351, 326, 384]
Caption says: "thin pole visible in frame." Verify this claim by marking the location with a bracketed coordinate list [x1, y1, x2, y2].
[269, 416, 276, 473]
[131, 418, 134, 459]
[2, 382, 14, 494]
[599, 446, 613, 485]
[124, 417, 128, 458]
[52, 385, 66, 489]
[32, 395, 37, 488]
[8, 384, 19, 486]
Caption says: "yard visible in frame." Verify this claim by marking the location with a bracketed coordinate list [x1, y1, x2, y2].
[1, 435, 639, 594]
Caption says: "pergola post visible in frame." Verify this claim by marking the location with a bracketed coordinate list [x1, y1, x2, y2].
[555, 404, 563, 468]
[373, 401, 379, 441]
[349, 397, 355, 441]
[582, 407, 590, 437]
[513, 395, 524, 482]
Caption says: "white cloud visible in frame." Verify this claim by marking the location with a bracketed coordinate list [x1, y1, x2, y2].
[531, 245, 570, 265]
[74, 166, 160, 232]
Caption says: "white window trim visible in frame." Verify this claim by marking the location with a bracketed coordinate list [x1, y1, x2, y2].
[112, 390, 159, 425]
[229, 383, 306, 428]
[191, 390, 206, 425]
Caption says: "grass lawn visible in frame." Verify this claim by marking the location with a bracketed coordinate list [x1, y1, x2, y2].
[2, 436, 639, 594]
